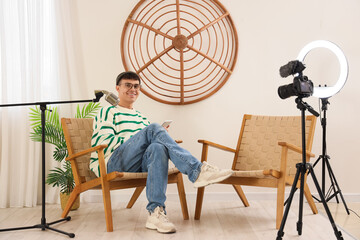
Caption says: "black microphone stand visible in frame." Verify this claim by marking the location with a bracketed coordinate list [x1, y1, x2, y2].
[276, 97, 343, 240]
[311, 98, 350, 214]
[0, 93, 103, 238]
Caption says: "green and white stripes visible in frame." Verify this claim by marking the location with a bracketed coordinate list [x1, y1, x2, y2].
[90, 106, 150, 176]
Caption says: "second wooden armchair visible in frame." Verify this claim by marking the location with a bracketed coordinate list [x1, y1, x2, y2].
[194, 114, 318, 229]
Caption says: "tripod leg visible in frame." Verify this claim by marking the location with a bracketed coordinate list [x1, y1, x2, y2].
[276, 165, 301, 240]
[284, 188, 297, 206]
[312, 155, 321, 168]
[296, 164, 307, 235]
[47, 216, 72, 226]
[46, 225, 75, 238]
[0, 225, 39, 232]
[307, 164, 344, 240]
[308, 156, 323, 203]
[323, 156, 340, 203]
[325, 159, 350, 215]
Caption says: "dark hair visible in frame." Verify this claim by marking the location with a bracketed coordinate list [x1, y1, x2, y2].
[116, 71, 141, 85]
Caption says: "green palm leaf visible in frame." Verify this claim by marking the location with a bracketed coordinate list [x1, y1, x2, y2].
[45, 161, 74, 194]
[53, 144, 68, 162]
[29, 106, 62, 132]
[30, 123, 65, 148]
[75, 102, 101, 119]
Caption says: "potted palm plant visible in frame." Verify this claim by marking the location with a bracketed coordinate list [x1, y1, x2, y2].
[29, 102, 101, 210]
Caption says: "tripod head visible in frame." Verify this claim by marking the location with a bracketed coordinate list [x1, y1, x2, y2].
[295, 97, 319, 117]
[321, 97, 330, 111]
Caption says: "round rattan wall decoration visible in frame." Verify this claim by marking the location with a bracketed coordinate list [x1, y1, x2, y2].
[121, 0, 238, 105]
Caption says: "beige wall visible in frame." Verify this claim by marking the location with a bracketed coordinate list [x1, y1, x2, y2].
[71, 0, 360, 198]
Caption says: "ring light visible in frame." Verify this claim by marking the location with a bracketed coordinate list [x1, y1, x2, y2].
[297, 40, 348, 98]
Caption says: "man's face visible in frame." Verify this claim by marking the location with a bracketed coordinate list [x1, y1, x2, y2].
[116, 78, 141, 106]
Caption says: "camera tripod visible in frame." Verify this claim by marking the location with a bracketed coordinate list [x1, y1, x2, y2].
[311, 98, 349, 214]
[276, 97, 343, 240]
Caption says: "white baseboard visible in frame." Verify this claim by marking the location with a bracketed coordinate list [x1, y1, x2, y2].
[80, 191, 360, 204]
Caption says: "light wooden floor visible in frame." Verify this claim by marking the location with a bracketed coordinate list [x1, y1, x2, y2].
[0, 199, 358, 240]
[316, 201, 360, 240]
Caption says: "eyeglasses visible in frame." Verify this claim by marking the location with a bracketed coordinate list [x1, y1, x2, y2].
[119, 83, 141, 90]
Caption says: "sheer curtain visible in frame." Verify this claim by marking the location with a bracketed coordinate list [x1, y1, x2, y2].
[0, 0, 85, 207]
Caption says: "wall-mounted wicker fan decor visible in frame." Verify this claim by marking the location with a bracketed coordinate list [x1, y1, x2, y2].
[121, 0, 238, 105]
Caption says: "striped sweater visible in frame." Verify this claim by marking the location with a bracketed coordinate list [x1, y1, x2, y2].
[90, 105, 150, 177]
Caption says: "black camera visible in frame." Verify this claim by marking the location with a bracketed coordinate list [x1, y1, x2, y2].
[277, 60, 314, 99]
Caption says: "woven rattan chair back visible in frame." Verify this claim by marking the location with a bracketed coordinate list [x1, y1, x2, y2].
[62, 118, 97, 182]
[234, 115, 316, 177]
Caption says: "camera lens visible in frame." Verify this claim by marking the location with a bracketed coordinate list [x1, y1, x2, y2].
[278, 83, 296, 99]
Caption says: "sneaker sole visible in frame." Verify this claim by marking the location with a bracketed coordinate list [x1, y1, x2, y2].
[194, 172, 233, 188]
[146, 222, 176, 233]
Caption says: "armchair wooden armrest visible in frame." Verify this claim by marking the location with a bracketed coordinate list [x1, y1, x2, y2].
[198, 139, 236, 153]
[65, 144, 108, 161]
[278, 142, 315, 158]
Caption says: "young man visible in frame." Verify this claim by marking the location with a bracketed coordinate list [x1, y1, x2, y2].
[90, 71, 233, 233]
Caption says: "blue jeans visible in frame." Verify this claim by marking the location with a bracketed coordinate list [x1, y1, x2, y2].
[107, 123, 202, 212]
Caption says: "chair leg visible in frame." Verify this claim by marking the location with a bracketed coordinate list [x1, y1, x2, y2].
[126, 187, 145, 208]
[304, 183, 318, 214]
[194, 187, 205, 220]
[232, 185, 249, 207]
[101, 180, 113, 232]
[61, 187, 80, 218]
[276, 179, 286, 229]
[176, 173, 189, 220]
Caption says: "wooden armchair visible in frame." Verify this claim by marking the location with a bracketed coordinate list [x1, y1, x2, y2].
[194, 114, 318, 229]
[61, 118, 189, 232]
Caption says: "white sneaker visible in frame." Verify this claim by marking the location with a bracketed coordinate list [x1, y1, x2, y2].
[146, 206, 176, 233]
[194, 162, 233, 188]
